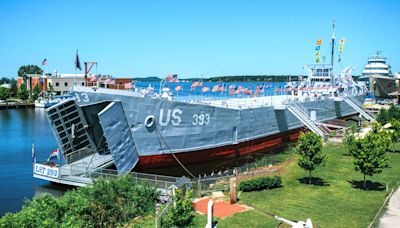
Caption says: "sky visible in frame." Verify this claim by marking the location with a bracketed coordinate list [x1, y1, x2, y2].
[0, 0, 399, 78]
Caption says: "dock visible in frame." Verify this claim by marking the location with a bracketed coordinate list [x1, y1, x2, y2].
[0, 102, 34, 110]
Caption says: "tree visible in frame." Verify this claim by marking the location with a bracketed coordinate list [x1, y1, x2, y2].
[18, 83, 29, 103]
[376, 105, 400, 125]
[0, 87, 11, 101]
[32, 84, 40, 101]
[47, 83, 54, 98]
[162, 189, 195, 227]
[295, 132, 326, 184]
[376, 108, 389, 125]
[349, 126, 391, 189]
[17, 65, 43, 78]
[390, 119, 400, 152]
[343, 128, 357, 156]
[10, 78, 18, 97]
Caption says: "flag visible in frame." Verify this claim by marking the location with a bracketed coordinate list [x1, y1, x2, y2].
[89, 75, 99, 82]
[32, 144, 36, 163]
[124, 82, 134, 89]
[175, 85, 182, 91]
[212, 84, 220, 93]
[316, 39, 322, 46]
[228, 87, 236, 95]
[104, 77, 115, 84]
[340, 38, 345, 45]
[191, 81, 202, 88]
[219, 84, 226, 92]
[315, 51, 320, 57]
[165, 74, 178, 82]
[75, 50, 82, 71]
[202, 86, 210, 92]
[47, 148, 59, 162]
[41, 58, 48, 66]
[315, 46, 320, 51]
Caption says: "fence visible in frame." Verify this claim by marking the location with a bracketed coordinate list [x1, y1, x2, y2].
[190, 168, 278, 196]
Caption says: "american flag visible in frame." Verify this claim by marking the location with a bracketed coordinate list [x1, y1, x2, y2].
[219, 84, 226, 92]
[89, 75, 99, 82]
[202, 86, 210, 92]
[104, 78, 115, 84]
[124, 82, 134, 89]
[191, 81, 202, 87]
[165, 74, 178, 82]
[41, 58, 48, 66]
[212, 84, 220, 93]
[242, 88, 252, 96]
[175, 85, 182, 91]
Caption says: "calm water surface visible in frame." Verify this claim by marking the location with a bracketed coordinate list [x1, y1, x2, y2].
[0, 108, 67, 216]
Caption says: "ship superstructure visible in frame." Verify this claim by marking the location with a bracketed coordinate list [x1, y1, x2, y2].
[359, 51, 397, 97]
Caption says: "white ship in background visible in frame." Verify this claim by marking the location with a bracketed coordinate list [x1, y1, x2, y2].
[359, 51, 397, 97]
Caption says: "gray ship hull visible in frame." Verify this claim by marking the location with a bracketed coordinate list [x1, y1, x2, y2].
[46, 86, 360, 171]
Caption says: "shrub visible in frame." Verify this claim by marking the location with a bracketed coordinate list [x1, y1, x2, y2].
[0, 175, 159, 227]
[239, 176, 282, 192]
[162, 190, 195, 227]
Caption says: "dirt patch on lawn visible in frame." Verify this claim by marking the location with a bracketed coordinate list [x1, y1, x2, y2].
[194, 197, 251, 218]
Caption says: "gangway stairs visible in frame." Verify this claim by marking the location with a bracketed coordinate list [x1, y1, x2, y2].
[344, 97, 375, 122]
[287, 102, 326, 138]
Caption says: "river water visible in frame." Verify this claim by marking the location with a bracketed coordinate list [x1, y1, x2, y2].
[0, 108, 71, 216]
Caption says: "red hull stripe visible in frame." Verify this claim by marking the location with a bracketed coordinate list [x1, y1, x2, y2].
[136, 128, 302, 170]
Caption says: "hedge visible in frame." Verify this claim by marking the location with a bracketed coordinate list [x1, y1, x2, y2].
[239, 176, 282, 192]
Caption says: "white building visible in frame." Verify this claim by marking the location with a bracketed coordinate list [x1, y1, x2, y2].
[46, 74, 85, 95]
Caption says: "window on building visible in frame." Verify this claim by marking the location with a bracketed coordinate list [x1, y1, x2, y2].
[55, 82, 59, 87]
[65, 82, 68, 87]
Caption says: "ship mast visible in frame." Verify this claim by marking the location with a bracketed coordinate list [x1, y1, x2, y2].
[330, 19, 335, 86]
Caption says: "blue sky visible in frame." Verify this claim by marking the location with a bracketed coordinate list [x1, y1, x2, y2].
[0, 0, 399, 78]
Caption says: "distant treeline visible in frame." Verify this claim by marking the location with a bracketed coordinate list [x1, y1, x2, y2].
[134, 75, 306, 82]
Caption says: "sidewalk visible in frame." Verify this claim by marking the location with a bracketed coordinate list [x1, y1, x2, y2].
[379, 187, 400, 227]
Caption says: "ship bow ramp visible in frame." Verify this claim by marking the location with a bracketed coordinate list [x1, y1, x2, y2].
[46, 99, 139, 174]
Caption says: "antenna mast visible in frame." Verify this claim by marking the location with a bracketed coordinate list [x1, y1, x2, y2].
[330, 19, 335, 86]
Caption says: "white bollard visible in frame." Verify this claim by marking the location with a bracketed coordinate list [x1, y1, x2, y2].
[205, 199, 214, 228]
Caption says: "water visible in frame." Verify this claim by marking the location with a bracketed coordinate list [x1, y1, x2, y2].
[0, 109, 66, 216]
[135, 81, 291, 99]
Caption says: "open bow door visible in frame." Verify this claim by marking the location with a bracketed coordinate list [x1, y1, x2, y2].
[98, 102, 139, 174]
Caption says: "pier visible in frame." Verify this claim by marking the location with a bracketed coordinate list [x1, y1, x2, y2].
[0, 102, 34, 110]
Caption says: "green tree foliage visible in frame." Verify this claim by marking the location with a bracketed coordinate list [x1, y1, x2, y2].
[0, 77, 10, 84]
[17, 83, 29, 103]
[162, 190, 195, 227]
[47, 83, 54, 98]
[390, 119, 400, 152]
[0, 87, 11, 101]
[295, 132, 327, 184]
[349, 125, 391, 189]
[0, 175, 159, 227]
[17, 65, 43, 77]
[376, 105, 400, 125]
[32, 85, 40, 101]
[344, 129, 357, 156]
[10, 79, 18, 97]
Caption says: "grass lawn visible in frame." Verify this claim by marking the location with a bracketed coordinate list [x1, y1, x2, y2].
[190, 143, 400, 228]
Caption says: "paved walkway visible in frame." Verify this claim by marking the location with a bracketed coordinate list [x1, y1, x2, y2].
[379, 188, 400, 227]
